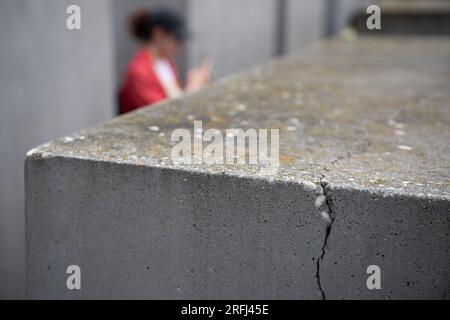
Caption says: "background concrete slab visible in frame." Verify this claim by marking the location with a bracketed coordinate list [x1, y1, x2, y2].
[0, 0, 115, 299]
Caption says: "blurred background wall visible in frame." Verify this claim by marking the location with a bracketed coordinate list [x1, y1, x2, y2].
[0, 0, 115, 299]
[112, 0, 367, 83]
[283, 0, 327, 53]
[0, 0, 367, 299]
[187, 0, 278, 78]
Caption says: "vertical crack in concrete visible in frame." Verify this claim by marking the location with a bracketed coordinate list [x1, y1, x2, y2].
[315, 180, 335, 300]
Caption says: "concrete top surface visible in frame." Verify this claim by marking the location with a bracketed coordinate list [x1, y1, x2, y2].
[28, 36, 450, 200]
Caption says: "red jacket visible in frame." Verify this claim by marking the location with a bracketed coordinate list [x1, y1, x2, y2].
[119, 49, 181, 114]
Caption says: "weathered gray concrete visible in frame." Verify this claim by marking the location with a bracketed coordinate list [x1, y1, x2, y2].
[0, 0, 114, 299]
[26, 36, 450, 299]
[26, 159, 325, 299]
[322, 188, 449, 299]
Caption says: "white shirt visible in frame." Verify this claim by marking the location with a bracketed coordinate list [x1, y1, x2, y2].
[153, 58, 182, 99]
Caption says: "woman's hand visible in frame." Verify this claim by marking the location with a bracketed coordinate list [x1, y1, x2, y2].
[186, 59, 213, 92]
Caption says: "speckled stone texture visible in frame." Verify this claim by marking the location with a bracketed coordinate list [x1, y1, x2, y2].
[26, 36, 450, 299]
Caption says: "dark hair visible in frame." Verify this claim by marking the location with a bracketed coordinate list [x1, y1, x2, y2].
[130, 9, 188, 43]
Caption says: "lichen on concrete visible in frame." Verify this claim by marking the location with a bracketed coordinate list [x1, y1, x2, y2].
[27, 36, 450, 201]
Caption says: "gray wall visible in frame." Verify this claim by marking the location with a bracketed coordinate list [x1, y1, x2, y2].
[284, 0, 327, 53]
[188, 0, 278, 78]
[0, 0, 114, 299]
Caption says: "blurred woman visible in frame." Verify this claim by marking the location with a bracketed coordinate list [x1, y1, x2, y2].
[120, 9, 212, 114]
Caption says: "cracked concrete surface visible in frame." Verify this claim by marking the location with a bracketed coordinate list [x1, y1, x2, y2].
[315, 181, 335, 300]
[26, 36, 450, 299]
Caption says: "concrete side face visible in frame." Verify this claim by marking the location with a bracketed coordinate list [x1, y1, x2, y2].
[26, 157, 326, 299]
[321, 187, 450, 299]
